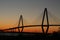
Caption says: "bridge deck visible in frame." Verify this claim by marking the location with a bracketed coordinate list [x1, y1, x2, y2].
[4, 24, 60, 30]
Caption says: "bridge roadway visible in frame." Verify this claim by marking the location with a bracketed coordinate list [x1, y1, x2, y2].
[4, 24, 60, 30]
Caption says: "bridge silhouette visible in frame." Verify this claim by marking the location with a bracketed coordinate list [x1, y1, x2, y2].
[3, 8, 60, 34]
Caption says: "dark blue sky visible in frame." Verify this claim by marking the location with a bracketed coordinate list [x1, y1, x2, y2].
[0, 0, 60, 31]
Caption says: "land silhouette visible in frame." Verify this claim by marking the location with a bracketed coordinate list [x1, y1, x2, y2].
[0, 29, 60, 40]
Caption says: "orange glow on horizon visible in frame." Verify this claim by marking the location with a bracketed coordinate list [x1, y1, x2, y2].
[1, 26, 59, 33]
[0, 21, 59, 33]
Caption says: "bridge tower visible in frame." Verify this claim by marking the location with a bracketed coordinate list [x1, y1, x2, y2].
[42, 8, 49, 34]
[18, 15, 24, 32]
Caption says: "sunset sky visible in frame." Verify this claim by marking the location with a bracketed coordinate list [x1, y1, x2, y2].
[0, 0, 60, 33]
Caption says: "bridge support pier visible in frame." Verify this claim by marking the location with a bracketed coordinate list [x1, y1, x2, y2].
[42, 8, 49, 34]
[18, 15, 24, 32]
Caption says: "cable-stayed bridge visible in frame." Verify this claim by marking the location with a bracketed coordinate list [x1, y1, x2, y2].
[2, 8, 60, 34]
